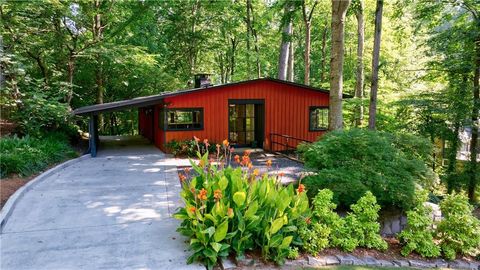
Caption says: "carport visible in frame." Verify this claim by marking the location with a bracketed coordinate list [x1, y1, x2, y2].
[73, 95, 165, 157]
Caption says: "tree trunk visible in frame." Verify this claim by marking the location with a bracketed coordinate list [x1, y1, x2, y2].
[368, 0, 383, 130]
[65, 54, 75, 105]
[230, 37, 237, 80]
[328, 0, 351, 130]
[246, 0, 252, 79]
[446, 121, 461, 193]
[468, 38, 480, 201]
[94, 0, 105, 131]
[319, 25, 328, 83]
[302, 0, 317, 85]
[354, 0, 365, 127]
[287, 26, 294, 82]
[249, 2, 261, 78]
[277, 1, 293, 80]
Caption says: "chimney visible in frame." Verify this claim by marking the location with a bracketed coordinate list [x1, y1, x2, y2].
[194, 73, 212, 88]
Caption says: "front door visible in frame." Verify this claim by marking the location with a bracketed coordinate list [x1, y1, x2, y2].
[228, 100, 264, 148]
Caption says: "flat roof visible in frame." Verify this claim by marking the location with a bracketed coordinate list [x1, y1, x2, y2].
[73, 77, 350, 116]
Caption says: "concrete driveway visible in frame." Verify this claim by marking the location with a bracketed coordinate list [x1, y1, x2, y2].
[0, 138, 203, 270]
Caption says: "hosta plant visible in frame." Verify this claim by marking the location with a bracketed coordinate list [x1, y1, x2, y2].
[174, 141, 309, 269]
[399, 190, 441, 258]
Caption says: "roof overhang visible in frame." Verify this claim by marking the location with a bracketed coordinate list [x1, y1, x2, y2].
[73, 77, 352, 116]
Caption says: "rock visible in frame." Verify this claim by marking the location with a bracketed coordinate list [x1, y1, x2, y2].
[324, 255, 341, 265]
[285, 258, 307, 267]
[377, 259, 395, 267]
[433, 259, 448, 268]
[335, 254, 357, 265]
[221, 258, 236, 269]
[392, 259, 410, 267]
[382, 223, 393, 236]
[448, 260, 473, 270]
[409, 259, 436, 268]
[237, 257, 254, 267]
[400, 215, 408, 226]
[392, 219, 401, 234]
[307, 256, 326, 267]
[362, 256, 381, 266]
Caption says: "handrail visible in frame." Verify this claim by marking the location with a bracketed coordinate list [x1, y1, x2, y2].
[269, 133, 312, 161]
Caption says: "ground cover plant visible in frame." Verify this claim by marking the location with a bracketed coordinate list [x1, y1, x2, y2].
[299, 129, 434, 210]
[174, 139, 310, 269]
[0, 133, 78, 178]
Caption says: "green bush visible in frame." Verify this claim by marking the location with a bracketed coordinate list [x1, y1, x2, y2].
[300, 129, 434, 210]
[399, 190, 441, 258]
[174, 151, 310, 269]
[0, 133, 78, 177]
[437, 193, 480, 260]
[300, 189, 386, 253]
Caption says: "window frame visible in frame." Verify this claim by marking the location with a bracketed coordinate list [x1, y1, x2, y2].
[309, 106, 329, 131]
[162, 107, 204, 131]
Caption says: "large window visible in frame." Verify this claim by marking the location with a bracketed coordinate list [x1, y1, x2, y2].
[164, 108, 203, 131]
[309, 106, 328, 131]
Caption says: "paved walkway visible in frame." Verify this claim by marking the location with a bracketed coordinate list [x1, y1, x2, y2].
[0, 137, 202, 270]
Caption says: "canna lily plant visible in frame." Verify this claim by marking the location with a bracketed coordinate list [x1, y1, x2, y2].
[174, 139, 310, 269]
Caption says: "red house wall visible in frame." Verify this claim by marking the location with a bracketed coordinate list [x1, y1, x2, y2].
[154, 80, 328, 152]
[138, 107, 154, 142]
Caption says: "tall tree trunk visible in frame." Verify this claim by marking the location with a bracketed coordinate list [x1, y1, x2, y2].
[249, 2, 261, 78]
[446, 121, 461, 193]
[65, 53, 75, 105]
[368, 0, 383, 130]
[302, 0, 317, 85]
[94, 0, 105, 131]
[246, 0, 252, 79]
[319, 25, 328, 83]
[328, 0, 351, 130]
[230, 37, 237, 80]
[277, 1, 293, 80]
[468, 39, 480, 201]
[354, 0, 365, 127]
[287, 27, 294, 82]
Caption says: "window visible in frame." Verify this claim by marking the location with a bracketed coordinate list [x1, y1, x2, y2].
[309, 106, 328, 131]
[163, 108, 203, 131]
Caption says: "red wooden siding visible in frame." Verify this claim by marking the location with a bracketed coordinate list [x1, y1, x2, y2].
[138, 107, 154, 142]
[152, 80, 328, 152]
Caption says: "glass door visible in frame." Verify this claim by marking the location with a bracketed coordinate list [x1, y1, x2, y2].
[229, 104, 255, 146]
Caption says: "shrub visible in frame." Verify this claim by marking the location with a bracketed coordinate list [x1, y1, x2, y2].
[0, 133, 78, 177]
[300, 189, 386, 253]
[166, 139, 217, 157]
[174, 149, 310, 269]
[300, 129, 434, 210]
[399, 190, 441, 258]
[437, 193, 480, 260]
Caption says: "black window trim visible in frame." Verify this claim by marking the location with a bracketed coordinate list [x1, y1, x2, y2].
[162, 107, 204, 131]
[309, 106, 329, 132]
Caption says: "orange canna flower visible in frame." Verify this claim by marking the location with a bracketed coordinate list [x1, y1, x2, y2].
[190, 188, 196, 194]
[193, 136, 200, 142]
[189, 206, 196, 213]
[247, 162, 253, 170]
[297, 184, 305, 194]
[213, 189, 222, 201]
[253, 169, 259, 176]
[227, 207, 234, 218]
[222, 139, 229, 147]
[184, 167, 191, 174]
[179, 174, 187, 182]
[241, 155, 250, 166]
[197, 188, 208, 201]
[203, 139, 210, 148]
[216, 144, 221, 149]
[266, 159, 272, 167]
[234, 155, 240, 163]
[243, 150, 251, 156]
[278, 172, 285, 177]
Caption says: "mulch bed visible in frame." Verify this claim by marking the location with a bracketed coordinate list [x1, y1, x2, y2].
[0, 175, 35, 209]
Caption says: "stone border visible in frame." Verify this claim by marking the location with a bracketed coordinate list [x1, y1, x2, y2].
[223, 254, 480, 269]
[0, 154, 91, 231]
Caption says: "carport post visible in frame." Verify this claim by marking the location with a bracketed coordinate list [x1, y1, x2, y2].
[88, 114, 98, 157]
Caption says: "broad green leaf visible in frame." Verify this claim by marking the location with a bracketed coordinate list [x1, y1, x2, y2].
[245, 201, 258, 219]
[279, 236, 293, 249]
[270, 217, 285, 235]
[269, 234, 283, 247]
[210, 242, 222, 252]
[214, 220, 228, 242]
[233, 191, 246, 206]
[218, 176, 228, 191]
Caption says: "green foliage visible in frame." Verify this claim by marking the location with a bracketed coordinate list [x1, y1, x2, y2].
[0, 133, 78, 178]
[399, 190, 441, 258]
[300, 129, 434, 210]
[437, 193, 480, 260]
[174, 152, 310, 269]
[286, 246, 299, 260]
[300, 189, 386, 254]
[166, 139, 217, 157]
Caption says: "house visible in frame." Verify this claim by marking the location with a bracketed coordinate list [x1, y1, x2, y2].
[74, 76, 347, 157]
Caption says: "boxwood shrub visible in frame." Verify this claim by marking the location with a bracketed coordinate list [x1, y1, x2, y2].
[299, 129, 434, 210]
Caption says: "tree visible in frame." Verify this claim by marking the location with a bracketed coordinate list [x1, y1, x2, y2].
[353, 0, 364, 127]
[328, 0, 351, 130]
[368, 0, 383, 130]
[278, 0, 294, 80]
[301, 0, 318, 85]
